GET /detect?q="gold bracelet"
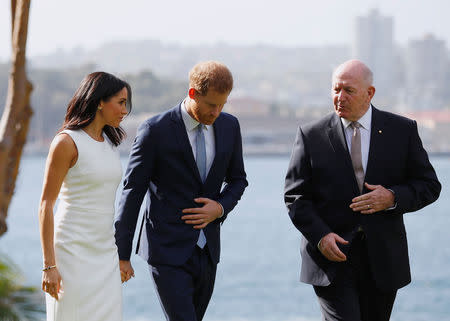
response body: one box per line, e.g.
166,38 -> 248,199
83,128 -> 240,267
42,265 -> 56,271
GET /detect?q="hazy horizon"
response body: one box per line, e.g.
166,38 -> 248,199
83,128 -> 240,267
1,0 -> 450,62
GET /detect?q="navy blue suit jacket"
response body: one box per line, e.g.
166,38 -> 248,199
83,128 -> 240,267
284,106 -> 441,291
115,104 -> 248,266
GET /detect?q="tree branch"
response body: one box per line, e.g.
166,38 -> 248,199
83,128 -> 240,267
0,0 -> 32,237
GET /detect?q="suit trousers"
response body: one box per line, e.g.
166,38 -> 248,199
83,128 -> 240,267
313,232 -> 397,321
149,245 -> 217,321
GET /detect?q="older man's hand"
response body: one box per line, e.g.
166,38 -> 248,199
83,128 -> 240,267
318,233 -> 349,262
350,183 -> 395,214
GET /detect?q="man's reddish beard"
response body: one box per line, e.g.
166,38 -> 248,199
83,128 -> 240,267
197,113 -> 217,125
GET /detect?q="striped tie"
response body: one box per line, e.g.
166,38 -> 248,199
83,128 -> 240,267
350,121 -> 364,193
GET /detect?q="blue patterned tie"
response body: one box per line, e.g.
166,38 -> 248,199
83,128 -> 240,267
196,124 -> 207,182
195,124 -> 207,248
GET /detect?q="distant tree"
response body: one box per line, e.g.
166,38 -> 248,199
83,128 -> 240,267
0,0 -> 33,237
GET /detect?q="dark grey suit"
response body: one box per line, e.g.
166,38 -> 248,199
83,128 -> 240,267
284,106 -> 441,320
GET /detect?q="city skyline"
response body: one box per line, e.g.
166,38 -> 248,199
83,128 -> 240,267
1,0 -> 450,61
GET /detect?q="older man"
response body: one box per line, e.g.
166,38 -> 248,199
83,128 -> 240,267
284,60 -> 441,320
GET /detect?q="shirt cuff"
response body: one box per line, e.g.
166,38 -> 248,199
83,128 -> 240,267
385,189 -> 397,211
217,201 -> 224,218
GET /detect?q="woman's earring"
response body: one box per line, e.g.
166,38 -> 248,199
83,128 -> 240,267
98,106 -> 103,110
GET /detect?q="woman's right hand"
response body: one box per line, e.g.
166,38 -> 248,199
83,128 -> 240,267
42,267 -> 62,300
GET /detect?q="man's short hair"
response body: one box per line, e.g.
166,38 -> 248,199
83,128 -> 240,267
332,60 -> 374,87
189,61 -> 233,96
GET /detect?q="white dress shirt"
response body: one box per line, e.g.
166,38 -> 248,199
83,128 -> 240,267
181,99 -> 224,219
181,100 -> 215,175
341,105 -> 372,173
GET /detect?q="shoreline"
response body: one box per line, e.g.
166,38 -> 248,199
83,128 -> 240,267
21,150 -> 450,158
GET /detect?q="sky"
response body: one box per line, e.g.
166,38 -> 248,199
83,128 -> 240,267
1,0 -> 450,61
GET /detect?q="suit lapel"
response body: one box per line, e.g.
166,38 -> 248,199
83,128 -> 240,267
327,114 -> 361,195
364,107 -> 385,185
170,104 -> 203,183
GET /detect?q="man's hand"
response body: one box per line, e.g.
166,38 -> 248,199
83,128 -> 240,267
318,233 -> 349,262
182,198 -> 222,229
350,183 -> 395,214
119,260 -> 135,283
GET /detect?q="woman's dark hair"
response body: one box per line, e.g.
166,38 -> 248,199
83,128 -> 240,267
60,71 -> 132,146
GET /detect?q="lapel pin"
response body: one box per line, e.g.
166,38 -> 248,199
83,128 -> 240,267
378,130 -> 382,134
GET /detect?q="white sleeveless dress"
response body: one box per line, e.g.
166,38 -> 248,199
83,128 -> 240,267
46,129 -> 123,321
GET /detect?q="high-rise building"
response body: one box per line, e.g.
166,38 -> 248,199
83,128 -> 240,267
353,9 -> 396,101
405,34 -> 449,109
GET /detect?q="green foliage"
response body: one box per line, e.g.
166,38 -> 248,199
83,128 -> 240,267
0,257 -> 44,321
124,69 -> 186,114
0,63 -> 186,149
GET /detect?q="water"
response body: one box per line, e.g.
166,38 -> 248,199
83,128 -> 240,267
0,156 -> 449,321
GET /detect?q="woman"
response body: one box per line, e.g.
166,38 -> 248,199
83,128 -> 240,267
38,72 -> 132,321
